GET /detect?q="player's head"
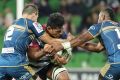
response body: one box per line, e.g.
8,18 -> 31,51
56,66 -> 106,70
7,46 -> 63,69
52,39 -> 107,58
98,8 -> 115,23
46,12 -> 64,38
22,4 -> 38,22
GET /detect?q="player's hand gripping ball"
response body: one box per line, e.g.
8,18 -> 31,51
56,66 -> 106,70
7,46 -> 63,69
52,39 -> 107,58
51,47 -> 72,65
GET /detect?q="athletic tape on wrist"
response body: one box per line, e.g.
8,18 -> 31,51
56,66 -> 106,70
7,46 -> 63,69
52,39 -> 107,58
61,41 -> 71,49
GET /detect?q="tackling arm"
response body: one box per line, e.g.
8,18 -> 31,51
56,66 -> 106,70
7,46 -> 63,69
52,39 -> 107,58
80,42 -> 104,52
27,45 -> 45,61
27,42 -> 54,61
39,31 -> 95,52
70,31 -> 94,47
39,32 -> 64,52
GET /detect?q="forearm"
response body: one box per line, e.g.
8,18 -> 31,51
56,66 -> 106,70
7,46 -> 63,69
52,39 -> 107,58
80,42 -> 103,52
28,48 -> 46,61
32,49 -> 45,60
70,32 -> 93,48
39,31 -> 94,52
39,32 -> 64,51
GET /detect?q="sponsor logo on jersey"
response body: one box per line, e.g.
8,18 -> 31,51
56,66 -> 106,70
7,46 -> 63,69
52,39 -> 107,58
33,22 -> 43,33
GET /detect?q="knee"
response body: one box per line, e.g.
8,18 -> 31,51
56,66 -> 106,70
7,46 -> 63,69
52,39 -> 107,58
57,71 -> 70,80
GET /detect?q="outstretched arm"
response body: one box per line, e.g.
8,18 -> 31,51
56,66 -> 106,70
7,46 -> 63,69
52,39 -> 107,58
80,42 -> 104,52
70,31 -> 94,47
41,31 -> 95,52
49,23 -> 102,52
39,32 -> 64,51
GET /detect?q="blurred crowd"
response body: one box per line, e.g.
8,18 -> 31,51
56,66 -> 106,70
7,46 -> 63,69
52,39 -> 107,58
0,7 -> 14,28
33,0 -> 120,35
0,0 -> 120,35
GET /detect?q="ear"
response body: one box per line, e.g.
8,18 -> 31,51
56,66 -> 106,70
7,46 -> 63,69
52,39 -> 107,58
32,13 -> 36,16
46,26 -> 51,30
102,14 -> 105,20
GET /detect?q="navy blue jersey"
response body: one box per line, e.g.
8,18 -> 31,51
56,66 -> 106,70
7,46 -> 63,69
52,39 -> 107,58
88,21 -> 120,63
0,18 -> 45,66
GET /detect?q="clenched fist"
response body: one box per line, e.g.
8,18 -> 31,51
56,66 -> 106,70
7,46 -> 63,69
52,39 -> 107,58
43,44 -> 55,55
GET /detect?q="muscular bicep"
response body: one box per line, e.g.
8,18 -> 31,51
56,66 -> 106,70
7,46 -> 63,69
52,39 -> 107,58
38,32 -> 54,44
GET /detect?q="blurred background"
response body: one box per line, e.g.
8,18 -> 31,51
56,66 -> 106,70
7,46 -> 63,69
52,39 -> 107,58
0,0 -> 120,80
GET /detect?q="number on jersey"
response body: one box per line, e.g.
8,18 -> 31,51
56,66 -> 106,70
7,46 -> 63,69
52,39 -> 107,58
4,25 -> 14,41
115,28 -> 120,49
115,28 -> 120,39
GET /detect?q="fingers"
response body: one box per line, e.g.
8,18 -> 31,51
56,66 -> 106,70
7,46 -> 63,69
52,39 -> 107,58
50,41 -> 63,52
44,44 -> 58,56
43,44 -> 54,54
53,54 -> 67,65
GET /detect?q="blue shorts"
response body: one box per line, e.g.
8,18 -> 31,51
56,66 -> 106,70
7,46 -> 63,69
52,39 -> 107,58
0,65 -> 35,80
100,63 -> 120,80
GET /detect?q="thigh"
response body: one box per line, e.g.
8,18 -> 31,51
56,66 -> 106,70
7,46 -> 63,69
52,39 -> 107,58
4,75 -> 13,80
8,66 -> 36,80
57,70 -> 70,80
49,65 -> 70,80
0,68 -> 6,80
100,64 -> 120,80
0,74 -> 6,80
37,64 -> 52,80
0,73 -> 13,80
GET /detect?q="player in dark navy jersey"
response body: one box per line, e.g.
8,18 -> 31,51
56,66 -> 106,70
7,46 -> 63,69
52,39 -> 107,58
62,8 -> 120,80
0,4 -> 59,80
28,13 -> 72,80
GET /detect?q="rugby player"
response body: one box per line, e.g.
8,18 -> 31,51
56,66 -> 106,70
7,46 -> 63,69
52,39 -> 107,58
28,13 -> 72,80
0,4 -> 70,80
64,8 -> 120,80
77,8 -> 120,80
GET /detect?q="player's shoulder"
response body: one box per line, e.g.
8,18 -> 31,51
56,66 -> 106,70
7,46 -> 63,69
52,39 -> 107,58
26,18 -> 34,24
13,18 -> 25,26
89,23 -> 102,30
102,21 -> 118,27
14,18 -> 34,26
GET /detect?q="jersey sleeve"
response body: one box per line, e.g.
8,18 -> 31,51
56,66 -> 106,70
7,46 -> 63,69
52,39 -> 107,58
61,32 -> 67,39
88,23 -> 102,37
29,21 -> 45,37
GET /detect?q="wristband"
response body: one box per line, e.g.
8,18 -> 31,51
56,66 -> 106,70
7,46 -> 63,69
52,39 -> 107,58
61,41 -> 71,49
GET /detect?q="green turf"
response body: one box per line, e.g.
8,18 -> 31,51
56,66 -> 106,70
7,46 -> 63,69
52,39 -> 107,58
65,51 -> 106,68
0,27 -> 6,52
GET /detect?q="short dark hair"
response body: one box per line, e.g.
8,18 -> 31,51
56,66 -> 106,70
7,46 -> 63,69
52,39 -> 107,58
47,12 -> 64,29
102,8 -> 115,21
22,4 -> 38,15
